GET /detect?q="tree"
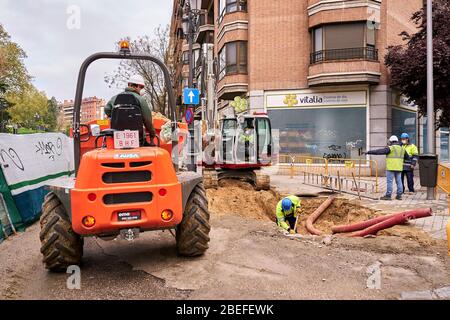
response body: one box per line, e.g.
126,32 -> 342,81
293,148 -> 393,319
42,97 -> 59,131
0,24 -> 32,132
105,25 -> 174,116
385,0 -> 450,128
0,24 -> 31,93
6,85 -> 49,130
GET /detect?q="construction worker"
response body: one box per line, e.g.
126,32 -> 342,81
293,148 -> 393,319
239,126 -> 254,144
276,196 -> 301,234
104,75 -> 156,140
401,133 -> 419,193
365,135 -> 410,200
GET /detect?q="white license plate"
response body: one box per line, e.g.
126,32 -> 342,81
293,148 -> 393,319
114,130 -> 139,149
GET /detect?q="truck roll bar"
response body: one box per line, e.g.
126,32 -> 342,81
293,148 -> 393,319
72,52 -> 178,174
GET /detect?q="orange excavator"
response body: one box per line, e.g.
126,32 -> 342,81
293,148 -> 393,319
39,42 -> 210,272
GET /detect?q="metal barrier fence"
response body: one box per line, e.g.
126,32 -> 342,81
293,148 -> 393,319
277,154 -> 379,196
278,155 -> 328,176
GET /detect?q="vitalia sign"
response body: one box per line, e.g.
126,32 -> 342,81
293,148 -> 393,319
266,91 -> 367,109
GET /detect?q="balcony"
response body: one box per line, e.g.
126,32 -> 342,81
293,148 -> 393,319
308,47 -> 381,86
307,0 -> 382,28
310,47 -> 378,64
195,12 -> 214,44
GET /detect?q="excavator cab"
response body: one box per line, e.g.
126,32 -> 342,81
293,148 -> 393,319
39,43 -> 211,272
218,114 -> 272,167
203,113 -> 272,190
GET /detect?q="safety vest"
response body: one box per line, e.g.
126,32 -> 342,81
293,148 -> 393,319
386,145 -> 405,171
403,144 -> 419,157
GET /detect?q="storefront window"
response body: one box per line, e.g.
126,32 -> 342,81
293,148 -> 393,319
268,107 -> 366,159
391,107 -> 417,144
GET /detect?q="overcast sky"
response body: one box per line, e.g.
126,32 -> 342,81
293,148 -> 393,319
0,0 -> 172,102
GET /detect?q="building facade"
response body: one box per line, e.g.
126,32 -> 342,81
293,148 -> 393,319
169,0 -> 447,170
80,97 -> 106,123
59,99 -> 74,127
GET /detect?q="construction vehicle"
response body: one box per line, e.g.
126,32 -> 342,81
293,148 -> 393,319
39,41 -> 210,272
202,113 -> 272,190
199,44 -> 272,190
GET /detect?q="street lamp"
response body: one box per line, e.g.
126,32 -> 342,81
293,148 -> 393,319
426,0 -> 435,200
180,0 -> 203,172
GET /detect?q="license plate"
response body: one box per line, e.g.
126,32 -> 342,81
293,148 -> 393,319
117,210 -> 141,222
114,130 -> 139,149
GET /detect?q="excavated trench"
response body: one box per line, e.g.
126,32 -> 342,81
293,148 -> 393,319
206,179 -> 437,246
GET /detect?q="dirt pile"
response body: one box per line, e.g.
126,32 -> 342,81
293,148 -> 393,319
206,179 -> 280,220
296,198 -> 377,235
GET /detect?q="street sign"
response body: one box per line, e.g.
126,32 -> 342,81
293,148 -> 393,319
183,88 -> 200,106
184,107 -> 194,125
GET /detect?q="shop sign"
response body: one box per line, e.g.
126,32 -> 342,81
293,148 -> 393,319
266,91 -> 367,109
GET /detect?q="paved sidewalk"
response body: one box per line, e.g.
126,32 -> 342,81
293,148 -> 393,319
355,179 -> 449,240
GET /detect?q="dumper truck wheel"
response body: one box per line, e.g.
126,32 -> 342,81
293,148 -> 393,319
176,183 -> 211,256
39,192 -> 83,272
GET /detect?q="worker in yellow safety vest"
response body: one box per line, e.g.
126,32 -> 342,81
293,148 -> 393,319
400,133 -> 419,193
276,195 -> 301,234
365,135 -> 411,201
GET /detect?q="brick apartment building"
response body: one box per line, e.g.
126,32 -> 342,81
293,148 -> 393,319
169,0 -> 449,169
59,97 -> 106,127
59,99 -> 75,127
80,97 -> 106,123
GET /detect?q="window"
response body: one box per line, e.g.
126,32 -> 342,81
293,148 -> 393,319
218,41 -> 248,79
311,22 -> 378,63
392,107 -> 417,144
268,107 -> 367,158
219,0 -> 247,22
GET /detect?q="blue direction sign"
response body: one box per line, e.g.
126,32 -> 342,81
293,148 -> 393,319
183,88 -> 200,106
184,107 -> 194,125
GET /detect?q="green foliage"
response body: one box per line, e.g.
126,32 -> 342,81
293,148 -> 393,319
6,85 -> 49,131
0,24 -> 57,132
385,0 -> 450,128
43,97 -> 59,131
230,96 -> 248,114
0,24 -> 30,93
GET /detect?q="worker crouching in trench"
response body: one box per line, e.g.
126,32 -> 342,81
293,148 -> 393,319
276,196 -> 301,234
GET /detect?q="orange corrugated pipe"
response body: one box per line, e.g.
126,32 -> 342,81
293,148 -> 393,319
332,208 -> 432,234
306,196 -> 336,236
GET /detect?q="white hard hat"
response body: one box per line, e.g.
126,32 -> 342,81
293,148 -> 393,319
128,75 -> 145,87
389,135 -> 399,142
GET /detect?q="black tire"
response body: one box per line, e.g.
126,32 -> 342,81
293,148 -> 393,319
176,183 -> 211,256
39,192 -> 83,272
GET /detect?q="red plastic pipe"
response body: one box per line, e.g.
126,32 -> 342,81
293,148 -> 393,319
306,196 -> 336,236
332,208 -> 432,234
348,208 -> 432,237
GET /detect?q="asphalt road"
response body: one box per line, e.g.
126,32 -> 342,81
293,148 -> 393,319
0,215 -> 449,300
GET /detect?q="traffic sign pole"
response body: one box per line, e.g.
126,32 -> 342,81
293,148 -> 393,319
183,88 -> 199,172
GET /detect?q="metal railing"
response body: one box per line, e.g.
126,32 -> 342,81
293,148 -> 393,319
277,154 -> 379,195
311,47 -> 378,64
278,155 -> 328,177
